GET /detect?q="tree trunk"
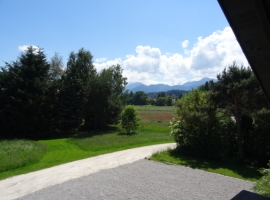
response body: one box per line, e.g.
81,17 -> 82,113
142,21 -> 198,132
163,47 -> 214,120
235,112 -> 245,160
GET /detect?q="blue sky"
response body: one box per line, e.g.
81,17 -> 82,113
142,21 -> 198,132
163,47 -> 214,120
0,0 -> 248,85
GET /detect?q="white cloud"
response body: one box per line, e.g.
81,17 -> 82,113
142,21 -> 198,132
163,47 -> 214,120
187,27 -> 248,79
94,26 -> 248,86
182,40 -> 189,48
95,57 -> 107,63
94,58 -> 122,72
18,45 -> 40,54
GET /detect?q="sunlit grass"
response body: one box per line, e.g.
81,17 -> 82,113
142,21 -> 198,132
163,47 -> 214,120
0,140 -> 47,172
0,124 -> 173,180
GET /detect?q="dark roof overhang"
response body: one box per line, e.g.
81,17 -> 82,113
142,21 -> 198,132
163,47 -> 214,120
218,0 -> 270,103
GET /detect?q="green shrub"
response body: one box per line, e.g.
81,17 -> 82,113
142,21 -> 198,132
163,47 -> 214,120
170,90 -> 221,159
254,161 -> 270,197
121,105 -> 140,134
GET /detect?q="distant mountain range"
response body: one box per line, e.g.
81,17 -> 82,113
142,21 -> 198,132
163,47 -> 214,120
126,77 -> 217,93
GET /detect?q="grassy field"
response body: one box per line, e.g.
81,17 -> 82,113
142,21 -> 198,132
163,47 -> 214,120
0,105 -> 174,180
151,148 -> 262,182
135,105 -> 175,127
0,105 -> 263,183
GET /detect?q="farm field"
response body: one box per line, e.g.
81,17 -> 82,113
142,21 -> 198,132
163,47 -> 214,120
0,106 -> 174,180
135,105 -> 175,127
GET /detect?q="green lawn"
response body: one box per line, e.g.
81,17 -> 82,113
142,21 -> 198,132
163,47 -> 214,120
151,148 -> 263,182
0,105 -> 264,183
0,119 -> 174,180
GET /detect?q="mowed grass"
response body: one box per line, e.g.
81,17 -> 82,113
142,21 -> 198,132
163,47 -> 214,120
0,106 -> 174,180
151,148 -> 263,182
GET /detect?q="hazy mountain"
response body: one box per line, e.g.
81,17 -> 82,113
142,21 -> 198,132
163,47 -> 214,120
126,77 -> 216,93
125,82 -> 145,91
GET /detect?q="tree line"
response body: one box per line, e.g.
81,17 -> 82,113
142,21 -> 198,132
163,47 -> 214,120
126,91 -> 183,106
171,62 -> 270,167
0,46 -> 127,139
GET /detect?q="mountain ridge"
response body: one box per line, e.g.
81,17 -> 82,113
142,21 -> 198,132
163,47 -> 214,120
126,77 -> 216,93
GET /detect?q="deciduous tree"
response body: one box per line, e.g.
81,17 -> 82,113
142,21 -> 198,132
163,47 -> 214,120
121,105 -> 140,134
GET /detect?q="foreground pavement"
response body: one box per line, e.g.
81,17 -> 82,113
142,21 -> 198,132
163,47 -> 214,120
0,143 -> 176,200
16,160 -> 254,200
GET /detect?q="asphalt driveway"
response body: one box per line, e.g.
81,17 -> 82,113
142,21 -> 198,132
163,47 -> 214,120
0,143 -> 254,200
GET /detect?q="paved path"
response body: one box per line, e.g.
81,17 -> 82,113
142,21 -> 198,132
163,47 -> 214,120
0,143 -> 176,200
16,160 -> 254,200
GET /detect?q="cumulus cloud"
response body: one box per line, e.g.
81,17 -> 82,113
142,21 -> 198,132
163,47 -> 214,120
18,45 -> 40,53
94,58 -> 122,72
94,26 -> 248,85
95,57 -> 107,63
182,40 -> 189,48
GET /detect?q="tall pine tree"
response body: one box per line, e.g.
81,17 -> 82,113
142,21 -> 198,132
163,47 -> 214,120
0,46 -> 51,138
59,48 -> 96,130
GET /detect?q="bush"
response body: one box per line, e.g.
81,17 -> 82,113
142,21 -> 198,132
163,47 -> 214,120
254,161 -> 270,197
170,90 -> 222,159
121,105 -> 140,134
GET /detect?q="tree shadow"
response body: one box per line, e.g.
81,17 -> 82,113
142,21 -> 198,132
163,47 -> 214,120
27,125 -> 121,140
71,125 -> 121,139
118,131 -> 138,136
168,149 -> 263,181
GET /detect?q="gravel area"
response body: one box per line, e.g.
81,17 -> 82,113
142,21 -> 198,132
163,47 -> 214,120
16,160 -> 254,200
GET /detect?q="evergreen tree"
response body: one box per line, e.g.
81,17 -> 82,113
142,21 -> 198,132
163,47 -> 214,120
59,48 -> 96,130
0,46 -> 51,138
49,52 -> 64,80
210,62 -> 257,160
84,64 -> 127,130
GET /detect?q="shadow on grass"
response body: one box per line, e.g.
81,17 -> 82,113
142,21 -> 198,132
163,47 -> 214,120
118,131 -> 138,136
71,125 -> 121,139
30,125 -> 121,140
168,149 -> 263,181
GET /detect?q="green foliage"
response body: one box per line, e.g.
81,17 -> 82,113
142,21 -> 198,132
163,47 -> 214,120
254,161 -> 270,197
156,97 -> 166,106
146,97 -> 156,105
166,95 -> 173,106
170,89 -> 221,159
121,105 -> 140,134
49,52 -> 64,80
157,92 -> 165,98
0,140 -> 47,172
170,62 -> 270,166
210,62 -> 270,163
132,91 -> 148,105
0,46 -> 128,138
84,64 -> 127,130
59,48 -> 96,130
210,62 -> 257,160
0,46 -> 53,138
147,90 -> 188,99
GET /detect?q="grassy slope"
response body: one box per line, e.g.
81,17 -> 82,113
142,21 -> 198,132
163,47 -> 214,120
0,106 -> 174,180
151,149 -> 262,182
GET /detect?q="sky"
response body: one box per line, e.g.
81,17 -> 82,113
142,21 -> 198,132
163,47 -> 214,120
0,0 -> 249,85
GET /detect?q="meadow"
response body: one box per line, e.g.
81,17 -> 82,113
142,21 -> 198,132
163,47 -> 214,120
0,105 -> 174,180
0,105 -> 262,183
